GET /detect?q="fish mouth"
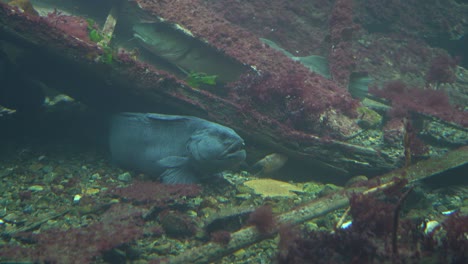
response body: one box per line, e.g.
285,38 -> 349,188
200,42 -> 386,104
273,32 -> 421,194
221,141 -> 246,159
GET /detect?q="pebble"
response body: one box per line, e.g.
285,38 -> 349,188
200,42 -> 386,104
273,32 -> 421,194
23,204 -> 34,214
73,194 -> 82,204
118,172 -> 132,182
153,242 -> 171,254
424,220 -> 439,235
0,207 -> 6,218
0,167 -> 14,178
3,213 -> 18,222
235,193 -> 251,200
340,220 -> 353,229
28,185 -> 44,191
233,249 -> 247,259
44,172 -> 57,183
83,188 -> 100,195
345,175 -> 368,187
41,165 -> 54,174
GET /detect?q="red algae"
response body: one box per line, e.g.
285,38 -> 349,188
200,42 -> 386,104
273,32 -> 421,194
210,230 -> 232,245
247,205 -> 276,235
328,0 -> 358,88
425,54 -> 458,85
110,180 -> 201,207
135,0 -> 359,123
371,81 -> 467,127
45,10 -> 92,44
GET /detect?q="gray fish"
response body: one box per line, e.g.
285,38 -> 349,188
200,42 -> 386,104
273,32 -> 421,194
132,22 -> 246,83
260,38 -> 371,99
109,112 -> 246,184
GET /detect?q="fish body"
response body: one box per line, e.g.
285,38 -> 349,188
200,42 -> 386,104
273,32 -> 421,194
109,112 -> 246,184
133,23 -> 192,64
251,153 -> 288,176
132,23 -> 246,83
259,38 -> 370,99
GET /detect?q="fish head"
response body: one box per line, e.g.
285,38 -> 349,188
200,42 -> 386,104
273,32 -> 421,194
187,124 -> 246,173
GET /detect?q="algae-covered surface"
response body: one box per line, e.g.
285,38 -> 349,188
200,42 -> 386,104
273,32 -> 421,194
0,100 -> 466,263
1,0 -> 467,263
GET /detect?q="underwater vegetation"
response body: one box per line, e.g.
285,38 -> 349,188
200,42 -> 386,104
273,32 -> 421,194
186,72 -> 217,88
0,0 -> 467,263
0,181 -> 201,263
45,10 -> 93,44
1,203 -> 147,263
425,54 -> 458,86
277,182 -> 468,264
370,80 -> 467,127
86,19 -> 104,43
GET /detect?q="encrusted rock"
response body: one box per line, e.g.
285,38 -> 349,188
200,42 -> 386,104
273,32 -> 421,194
159,210 -> 198,238
318,109 -> 362,139
356,106 -> 382,129
117,172 -> 132,182
383,118 -> 405,147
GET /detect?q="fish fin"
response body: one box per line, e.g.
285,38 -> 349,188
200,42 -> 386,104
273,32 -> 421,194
296,55 -> 331,79
161,167 -> 199,184
348,72 -> 371,99
259,38 -> 295,58
158,156 -> 189,168
250,162 -> 264,175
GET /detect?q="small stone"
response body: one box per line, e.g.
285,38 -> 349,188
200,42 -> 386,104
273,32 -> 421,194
91,173 -> 101,180
356,106 -> 382,129
41,165 -> 53,173
233,249 -> 247,258
3,213 -> 18,222
319,184 -> 342,197
23,204 -> 34,214
345,175 -> 368,187
424,220 -> 439,234
73,194 -> 82,204
36,196 -> 53,209
186,210 -> 198,217
235,193 -> 251,200
43,172 -> 57,183
28,162 -> 43,171
83,188 -> 100,195
28,185 -> 44,191
0,167 -> 14,178
304,221 -> 319,232
303,182 -> 323,194
318,109 -> 362,140
118,172 -> 132,182
153,242 -> 171,254
0,207 -> 6,218
160,211 -> 197,238
217,196 -> 229,203
340,220 -> 353,229
200,196 -> 218,208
